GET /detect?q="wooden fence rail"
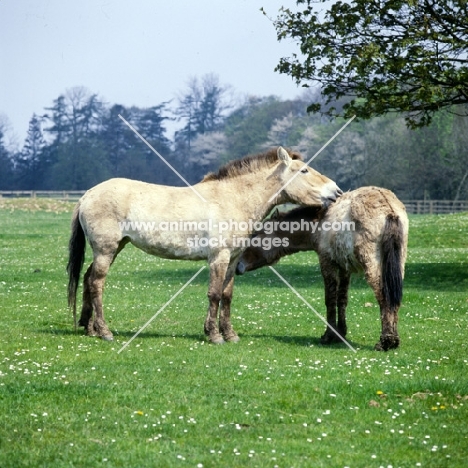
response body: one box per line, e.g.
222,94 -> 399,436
1,191 -> 468,214
0,190 -> 86,201
402,200 -> 468,214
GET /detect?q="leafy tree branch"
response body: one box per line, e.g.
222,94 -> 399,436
265,0 -> 468,128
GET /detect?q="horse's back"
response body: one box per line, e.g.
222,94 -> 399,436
77,179 -> 174,246
349,186 -> 406,220
79,178 -> 139,215
78,178 -> 197,221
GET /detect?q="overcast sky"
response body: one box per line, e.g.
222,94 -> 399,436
0,0 -> 319,147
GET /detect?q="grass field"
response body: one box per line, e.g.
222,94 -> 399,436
1,199 -> 467,467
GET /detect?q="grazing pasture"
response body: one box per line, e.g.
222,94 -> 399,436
0,199 -> 468,467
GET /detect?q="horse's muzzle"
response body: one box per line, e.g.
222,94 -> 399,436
236,261 -> 246,275
322,184 -> 343,206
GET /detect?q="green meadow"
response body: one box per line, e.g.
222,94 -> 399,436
0,200 -> 467,467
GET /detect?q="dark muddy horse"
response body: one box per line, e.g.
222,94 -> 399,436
237,186 -> 408,351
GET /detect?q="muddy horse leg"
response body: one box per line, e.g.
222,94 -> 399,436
205,253 -> 231,344
364,263 -> 400,351
79,264 -> 96,335
336,269 -> 350,339
319,257 -> 339,344
81,239 -> 128,339
87,254 -> 114,340
375,299 -> 400,351
219,273 -> 240,342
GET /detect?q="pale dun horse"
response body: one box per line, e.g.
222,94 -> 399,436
67,147 -> 342,344
236,187 -> 409,351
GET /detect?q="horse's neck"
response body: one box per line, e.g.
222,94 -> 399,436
205,171 -> 287,222
270,235 -> 311,262
243,171 -> 290,220
249,195 -> 285,222
290,229 -> 320,253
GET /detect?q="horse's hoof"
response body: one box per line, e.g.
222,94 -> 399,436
101,335 -> 114,341
210,336 -> 225,345
225,335 -> 240,343
320,333 -> 337,344
376,335 -> 400,351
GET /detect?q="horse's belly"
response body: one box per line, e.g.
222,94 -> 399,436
128,231 -> 210,260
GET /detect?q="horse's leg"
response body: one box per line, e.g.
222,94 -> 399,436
363,262 -> 400,351
375,291 -> 400,351
219,273 -> 240,342
87,253 -> 114,340
79,239 -> 128,338
319,257 -> 339,344
376,306 -> 399,351
336,269 -> 350,339
205,252 -> 231,344
79,264 -> 96,335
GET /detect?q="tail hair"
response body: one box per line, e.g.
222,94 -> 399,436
66,205 -> 86,330
381,214 -> 404,309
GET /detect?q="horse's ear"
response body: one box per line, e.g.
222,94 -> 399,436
277,146 -> 292,166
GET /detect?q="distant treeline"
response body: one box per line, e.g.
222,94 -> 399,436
1,79 -> 467,200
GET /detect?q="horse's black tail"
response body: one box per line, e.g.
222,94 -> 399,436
67,205 -> 86,330
381,214 -> 404,309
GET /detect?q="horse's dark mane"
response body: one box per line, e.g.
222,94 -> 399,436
201,148 -> 303,182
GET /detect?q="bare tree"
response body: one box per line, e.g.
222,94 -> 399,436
174,74 -> 232,149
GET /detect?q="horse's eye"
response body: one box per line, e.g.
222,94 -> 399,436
300,167 -> 308,174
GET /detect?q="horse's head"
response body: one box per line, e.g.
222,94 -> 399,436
275,147 -> 342,208
236,232 -> 281,275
